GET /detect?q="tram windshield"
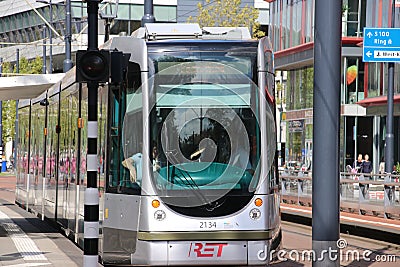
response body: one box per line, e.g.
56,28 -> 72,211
147,44 -> 262,213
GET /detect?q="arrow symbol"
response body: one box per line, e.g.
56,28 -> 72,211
366,51 -> 372,57
367,32 -> 373,38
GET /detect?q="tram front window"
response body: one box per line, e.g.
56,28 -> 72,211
149,47 -> 261,216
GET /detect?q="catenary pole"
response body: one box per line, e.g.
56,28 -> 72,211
63,0 -> 73,72
141,0 -> 155,26
0,58 -> 2,173
385,0 -> 395,173
15,49 -> 19,170
312,0 -> 342,266
42,28 -> 47,74
84,1 -> 100,266
49,0 -> 53,73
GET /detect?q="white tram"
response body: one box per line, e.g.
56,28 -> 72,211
16,23 -> 280,266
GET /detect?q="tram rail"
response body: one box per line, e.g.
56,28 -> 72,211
280,170 -> 400,219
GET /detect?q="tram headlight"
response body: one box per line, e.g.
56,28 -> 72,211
152,199 -> 160,208
249,208 -> 261,220
255,198 -> 263,207
154,210 -> 166,221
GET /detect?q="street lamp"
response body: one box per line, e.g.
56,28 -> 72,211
99,0 -> 119,42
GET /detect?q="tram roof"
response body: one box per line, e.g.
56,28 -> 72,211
0,73 -> 65,101
133,23 -> 254,41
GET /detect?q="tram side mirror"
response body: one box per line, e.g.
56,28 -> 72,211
110,50 -> 130,84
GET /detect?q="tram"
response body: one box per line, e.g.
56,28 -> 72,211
15,23 -> 280,266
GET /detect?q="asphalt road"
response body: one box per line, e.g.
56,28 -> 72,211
1,173 -> 399,266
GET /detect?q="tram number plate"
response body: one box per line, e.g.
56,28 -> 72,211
199,221 -> 216,229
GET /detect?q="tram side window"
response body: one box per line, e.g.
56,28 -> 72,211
264,49 -> 278,188
108,62 -> 142,194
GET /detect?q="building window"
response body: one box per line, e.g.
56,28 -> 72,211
287,67 -> 313,111
366,0 -> 394,27
344,57 -> 364,104
343,0 -> 366,37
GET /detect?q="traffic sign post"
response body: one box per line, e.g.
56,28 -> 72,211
363,28 -> 400,62
363,1 -> 396,196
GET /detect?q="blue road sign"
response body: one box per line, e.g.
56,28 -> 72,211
363,28 -> 400,62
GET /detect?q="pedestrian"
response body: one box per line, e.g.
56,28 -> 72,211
359,154 -> 372,199
361,154 -> 372,175
353,154 -> 363,173
379,156 -> 385,174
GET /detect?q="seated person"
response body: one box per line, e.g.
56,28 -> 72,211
122,152 -> 142,185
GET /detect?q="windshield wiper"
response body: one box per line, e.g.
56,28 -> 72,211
166,150 -> 219,210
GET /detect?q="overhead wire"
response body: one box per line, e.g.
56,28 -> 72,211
22,0 -> 63,39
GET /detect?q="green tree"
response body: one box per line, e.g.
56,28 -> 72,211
1,56 -> 43,147
188,0 -> 265,38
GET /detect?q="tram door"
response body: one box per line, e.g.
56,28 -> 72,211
68,92 -> 79,236
44,95 -> 59,220
28,105 -> 38,209
16,104 -> 30,206
57,93 -> 73,228
29,104 -> 46,211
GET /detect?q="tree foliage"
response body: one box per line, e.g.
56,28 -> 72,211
1,57 -> 43,148
188,0 -> 265,38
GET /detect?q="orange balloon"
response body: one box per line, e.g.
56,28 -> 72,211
346,65 -> 357,85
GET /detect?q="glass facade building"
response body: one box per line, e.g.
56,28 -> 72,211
270,0 -> 400,172
0,0 -> 269,72
0,0 -> 178,46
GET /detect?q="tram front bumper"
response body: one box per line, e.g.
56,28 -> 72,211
130,239 -> 271,266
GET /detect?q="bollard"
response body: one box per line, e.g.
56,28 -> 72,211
384,173 -> 395,218
297,172 -> 304,205
358,174 -> 369,215
281,178 -> 287,195
281,170 -> 289,196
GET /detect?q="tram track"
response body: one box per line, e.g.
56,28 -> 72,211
281,204 -> 400,246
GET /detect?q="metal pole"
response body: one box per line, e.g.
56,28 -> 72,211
385,0 -> 395,173
312,0 -> 341,266
15,50 -> 19,170
0,58 -> 2,173
49,0 -> 53,74
354,117 -> 358,169
128,2 -> 131,34
63,0 -> 73,72
43,27 -> 47,74
141,0 -> 155,26
84,1 -> 99,266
